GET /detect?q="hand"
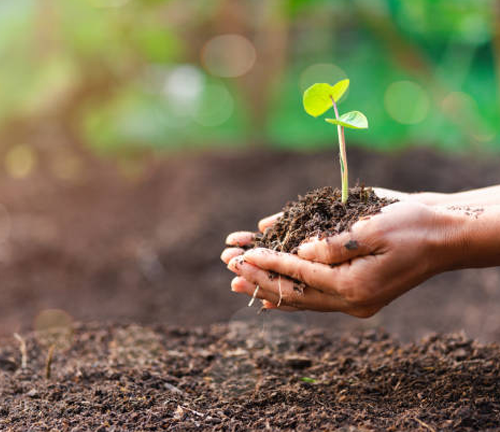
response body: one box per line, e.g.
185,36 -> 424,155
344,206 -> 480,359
373,187 -> 445,205
222,212 -> 299,311
223,201 -> 462,317
221,211 -> 283,264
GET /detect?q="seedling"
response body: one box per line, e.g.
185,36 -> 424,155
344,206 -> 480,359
303,80 -> 368,203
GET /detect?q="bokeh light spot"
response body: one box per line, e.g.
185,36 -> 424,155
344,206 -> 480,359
299,63 -> 347,92
201,34 -> 256,78
163,64 -> 204,116
384,81 -> 430,125
194,83 -> 234,127
5,144 -> 36,179
441,91 -> 476,120
0,204 -> 11,245
441,92 -> 496,142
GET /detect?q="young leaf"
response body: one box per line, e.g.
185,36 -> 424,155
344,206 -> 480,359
300,377 -> 317,383
303,79 -> 350,117
325,110 -> 368,129
331,79 -> 350,102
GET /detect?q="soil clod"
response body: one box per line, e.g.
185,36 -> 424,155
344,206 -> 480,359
253,186 -> 396,253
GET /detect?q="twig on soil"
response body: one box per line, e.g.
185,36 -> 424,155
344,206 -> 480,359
178,405 -> 206,418
413,417 -> 437,432
165,382 -> 185,395
14,333 -> 28,369
45,345 -> 55,380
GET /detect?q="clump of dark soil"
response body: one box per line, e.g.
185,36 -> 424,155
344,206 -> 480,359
254,186 -> 396,253
0,322 -> 499,431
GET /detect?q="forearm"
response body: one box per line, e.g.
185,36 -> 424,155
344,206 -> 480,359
415,185 -> 500,207
436,205 -> 500,271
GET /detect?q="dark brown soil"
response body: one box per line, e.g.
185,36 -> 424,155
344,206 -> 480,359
254,186 -> 396,253
0,322 -> 499,431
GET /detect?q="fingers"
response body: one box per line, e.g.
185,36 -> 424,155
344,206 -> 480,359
261,299 -> 300,312
373,187 -> 410,201
231,277 -> 301,311
242,249 -> 345,294
228,257 -> 301,303
231,276 -> 257,293
230,275 -> 282,305
225,212 -> 282,249
228,254 -> 349,311
220,247 -> 244,265
297,231 -> 372,264
225,231 -> 255,247
258,212 -> 283,232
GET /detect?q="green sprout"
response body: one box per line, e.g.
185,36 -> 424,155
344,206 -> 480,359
300,377 -> 317,383
303,80 -> 368,203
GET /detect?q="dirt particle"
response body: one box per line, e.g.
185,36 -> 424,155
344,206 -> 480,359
344,240 -> 359,251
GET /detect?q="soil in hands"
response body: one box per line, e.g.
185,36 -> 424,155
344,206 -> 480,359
253,185 -> 396,253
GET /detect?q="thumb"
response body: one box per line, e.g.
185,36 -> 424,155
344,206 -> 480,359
297,219 -> 375,264
258,212 -> 283,232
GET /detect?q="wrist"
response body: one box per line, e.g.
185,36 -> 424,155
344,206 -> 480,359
431,205 -> 500,271
412,192 -> 447,206
427,207 -> 470,273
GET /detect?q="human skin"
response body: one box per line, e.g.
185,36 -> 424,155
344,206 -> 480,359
221,186 -> 500,317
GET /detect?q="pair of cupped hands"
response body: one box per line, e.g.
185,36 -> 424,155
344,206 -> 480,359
221,188 -> 463,318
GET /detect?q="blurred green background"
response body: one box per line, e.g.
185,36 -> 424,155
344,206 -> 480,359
0,0 -> 499,178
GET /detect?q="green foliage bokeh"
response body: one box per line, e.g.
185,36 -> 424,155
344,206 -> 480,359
0,0 -> 498,155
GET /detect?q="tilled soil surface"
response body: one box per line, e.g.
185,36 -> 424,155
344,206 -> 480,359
0,322 -> 499,431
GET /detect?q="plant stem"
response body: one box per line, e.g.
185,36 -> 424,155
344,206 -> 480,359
330,97 -> 348,203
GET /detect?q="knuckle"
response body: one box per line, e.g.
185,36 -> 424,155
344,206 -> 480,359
278,280 -> 303,308
281,296 -> 302,309
244,266 -> 263,285
322,239 -> 336,262
338,283 -> 371,306
293,262 -> 308,284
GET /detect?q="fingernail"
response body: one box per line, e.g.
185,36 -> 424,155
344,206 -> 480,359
224,233 -> 235,245
245,247 -> 265,255
231,276 -> 244,292
220,249 -> 229,262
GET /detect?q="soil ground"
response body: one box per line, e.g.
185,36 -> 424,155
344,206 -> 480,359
1,322 -> 499,431
0,146 -> 500,430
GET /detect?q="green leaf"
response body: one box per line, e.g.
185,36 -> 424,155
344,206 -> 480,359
302,79 -> 350,117
300,377 -> 317,383
325,111 -> 368,129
